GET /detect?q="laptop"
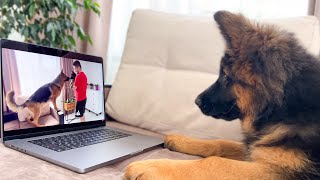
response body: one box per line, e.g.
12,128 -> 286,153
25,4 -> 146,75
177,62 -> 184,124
0,39 -> 163,173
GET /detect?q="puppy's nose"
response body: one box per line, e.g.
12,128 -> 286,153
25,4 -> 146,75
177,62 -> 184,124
195,97 -> 202,107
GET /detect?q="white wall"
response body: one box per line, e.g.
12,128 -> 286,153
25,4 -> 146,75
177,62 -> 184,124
78,60 -> 105,114
15,50 -> 60,95
78,60 -> 104,88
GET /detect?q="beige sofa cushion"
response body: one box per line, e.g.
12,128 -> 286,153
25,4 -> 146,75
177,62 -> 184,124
106,10 -> 320,141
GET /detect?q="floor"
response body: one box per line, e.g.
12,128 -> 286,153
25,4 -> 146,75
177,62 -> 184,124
64,109 -> 105,124
3,120 -> 20,131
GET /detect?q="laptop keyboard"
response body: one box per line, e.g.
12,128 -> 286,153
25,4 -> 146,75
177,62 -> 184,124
28,129 -> 131,152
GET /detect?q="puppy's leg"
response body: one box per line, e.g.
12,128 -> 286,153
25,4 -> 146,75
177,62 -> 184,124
125,156 -> 278,180
126,146 -> 311,180
165,134 -> 245,160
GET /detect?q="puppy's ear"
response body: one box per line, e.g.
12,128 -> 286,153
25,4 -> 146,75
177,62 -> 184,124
214,11 -> 255,48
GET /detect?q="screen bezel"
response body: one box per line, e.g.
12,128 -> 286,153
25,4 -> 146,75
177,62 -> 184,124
0,39 -> 106,141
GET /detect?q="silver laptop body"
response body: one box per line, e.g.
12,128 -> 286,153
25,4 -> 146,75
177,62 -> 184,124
0,39 -> 163,173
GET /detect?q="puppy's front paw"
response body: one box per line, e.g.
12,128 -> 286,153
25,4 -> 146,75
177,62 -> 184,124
125,159 -> 196,180
164,134 -> 193,152
125,159 -> 169,180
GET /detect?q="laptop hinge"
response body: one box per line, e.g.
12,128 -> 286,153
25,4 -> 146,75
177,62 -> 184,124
3,124 -> 102,141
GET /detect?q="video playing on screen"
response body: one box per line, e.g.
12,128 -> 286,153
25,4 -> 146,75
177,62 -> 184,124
2,48 -> 105,131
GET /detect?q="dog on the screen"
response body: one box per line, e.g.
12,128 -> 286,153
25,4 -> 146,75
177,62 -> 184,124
6,71 -> 70,127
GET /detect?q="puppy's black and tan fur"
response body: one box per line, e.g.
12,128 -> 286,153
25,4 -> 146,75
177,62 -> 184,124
125,11 -> 320,179
6,71 -> 69,127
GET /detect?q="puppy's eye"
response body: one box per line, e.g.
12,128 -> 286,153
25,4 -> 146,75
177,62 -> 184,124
224,54 -> 231,59
223,74 -> 227,81
222,74 -> 231,86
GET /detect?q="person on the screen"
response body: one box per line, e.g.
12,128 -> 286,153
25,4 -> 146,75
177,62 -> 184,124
72,60 -> 88,122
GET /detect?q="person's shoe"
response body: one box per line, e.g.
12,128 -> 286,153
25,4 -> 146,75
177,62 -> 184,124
75,114 -> 83,118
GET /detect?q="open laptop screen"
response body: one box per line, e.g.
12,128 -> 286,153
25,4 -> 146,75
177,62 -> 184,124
1,40 -> 105,139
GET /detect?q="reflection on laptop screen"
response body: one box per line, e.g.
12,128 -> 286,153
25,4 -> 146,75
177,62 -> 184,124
2,48 -> 105,131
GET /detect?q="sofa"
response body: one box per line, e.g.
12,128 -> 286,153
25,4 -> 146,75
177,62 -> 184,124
0,10 -> 319,179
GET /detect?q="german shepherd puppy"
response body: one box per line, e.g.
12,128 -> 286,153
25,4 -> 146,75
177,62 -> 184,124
125,11 -> 320,179
6,71 -> 69,127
